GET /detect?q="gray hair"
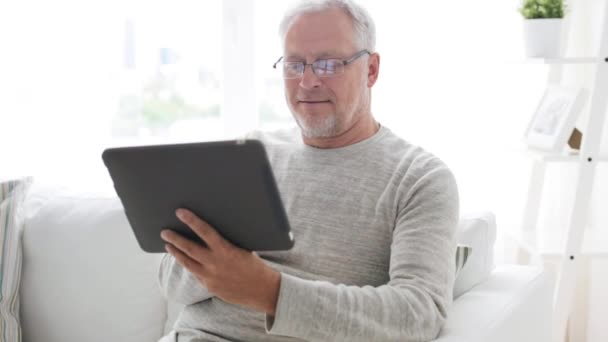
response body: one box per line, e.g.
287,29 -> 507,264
279,0 -> 376,52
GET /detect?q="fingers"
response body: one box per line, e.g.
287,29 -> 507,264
164,243 -> 204,274
175,208 -> 227,250
161,229 -> 210,262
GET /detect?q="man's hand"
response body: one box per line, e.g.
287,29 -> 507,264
160,208 -> 281,316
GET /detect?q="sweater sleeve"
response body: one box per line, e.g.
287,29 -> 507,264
265,163 -> 459,342
158,253 -> 214,305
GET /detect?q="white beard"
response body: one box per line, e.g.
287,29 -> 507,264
294,112 -> 340,138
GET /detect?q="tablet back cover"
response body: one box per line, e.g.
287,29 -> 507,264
102,140 -> 294,253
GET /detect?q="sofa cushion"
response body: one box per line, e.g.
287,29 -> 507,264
453,212 -> 497,298
455,244 -> 472,275
0,177 -> 32,342
20,184 -> 167,342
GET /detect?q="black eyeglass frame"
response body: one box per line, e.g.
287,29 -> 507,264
272,49 -> 371,78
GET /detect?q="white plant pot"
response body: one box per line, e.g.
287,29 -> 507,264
523,18 -> 563,58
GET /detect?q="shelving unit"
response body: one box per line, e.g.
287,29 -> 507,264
522,57 -> 607,64
510,226 -> 608,259
507,2 -> 608,342
523,148 -> 608,162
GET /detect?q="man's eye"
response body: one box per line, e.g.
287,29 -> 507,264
312,60 -> 327,74
285,63 -> 301,73
316,60 -> 340,74
325,61 -> 340,73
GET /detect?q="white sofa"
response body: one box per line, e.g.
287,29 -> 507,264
18,183 -> 554,342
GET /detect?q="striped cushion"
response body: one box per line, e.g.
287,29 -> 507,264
0,177 -> 33,342
455,244 -> 472,275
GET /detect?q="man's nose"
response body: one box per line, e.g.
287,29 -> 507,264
299,65 -> 322,90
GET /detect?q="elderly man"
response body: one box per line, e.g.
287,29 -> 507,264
158,0 -> 459,341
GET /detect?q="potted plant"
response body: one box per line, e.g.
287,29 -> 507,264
519,0 -> 566,58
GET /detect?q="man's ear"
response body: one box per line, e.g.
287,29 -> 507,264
367,53 -> 380,88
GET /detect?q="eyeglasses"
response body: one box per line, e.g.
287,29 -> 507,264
273,49 -> 371,79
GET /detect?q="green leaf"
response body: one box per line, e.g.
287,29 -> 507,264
518,0 -> 564,19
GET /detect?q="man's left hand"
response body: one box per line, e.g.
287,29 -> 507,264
161,208 -> 281,316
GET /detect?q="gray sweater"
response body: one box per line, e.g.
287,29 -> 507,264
159,125 -> 459,342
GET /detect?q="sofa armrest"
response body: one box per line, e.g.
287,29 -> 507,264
435,265 -> 554,342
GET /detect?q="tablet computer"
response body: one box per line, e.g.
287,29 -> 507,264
102,139 -> 294,253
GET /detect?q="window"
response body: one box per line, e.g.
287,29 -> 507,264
255,0 -> 297,131
114,1 -> 223,143
1,0 -> 547,213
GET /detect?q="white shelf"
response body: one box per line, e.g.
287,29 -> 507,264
507,57 -> 608,64
506,228 -> 608,259
524,149 -> 608,162
527,57 -> 607,64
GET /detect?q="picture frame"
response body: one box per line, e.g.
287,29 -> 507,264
524,84 -> 588,152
